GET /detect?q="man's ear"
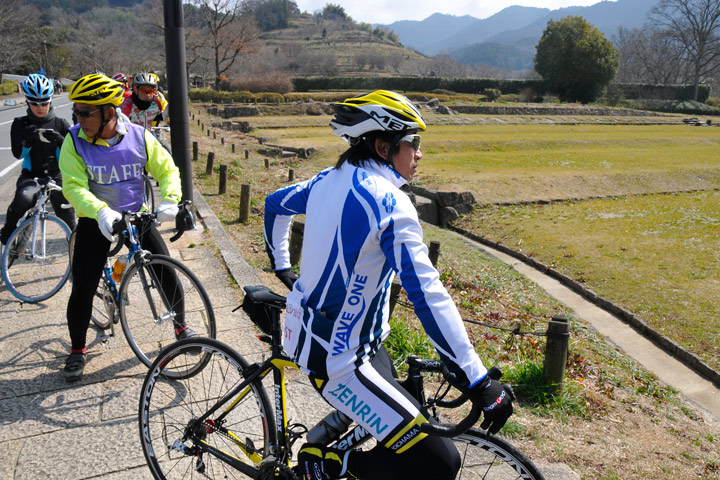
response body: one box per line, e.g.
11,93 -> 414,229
375,138 -> 390,161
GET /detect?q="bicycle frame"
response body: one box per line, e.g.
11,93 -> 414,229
100,214 -> 180,336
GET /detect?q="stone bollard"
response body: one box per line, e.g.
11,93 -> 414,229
543,315 -> 570,393
219,164 -> 227,194
388,278 -> 403,317
289,219 -> 305,266
205,152 -> 215,175
428,241 -> 440,267
239,184 -> 250,223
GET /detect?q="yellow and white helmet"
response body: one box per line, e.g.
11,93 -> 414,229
69,73 -> 125,106
330,90 -> 426,143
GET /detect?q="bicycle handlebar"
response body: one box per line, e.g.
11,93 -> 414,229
108,211 -> 156,256
412,358 -> 503,438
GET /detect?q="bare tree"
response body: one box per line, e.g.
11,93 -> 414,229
0,0 -> 38,79
615,26 -> 686,84
651,0 -> 720,100
186,0 -> 262,90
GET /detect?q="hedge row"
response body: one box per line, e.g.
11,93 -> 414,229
617,83 -> 711,103
0,80 -> 18,95
292,76 -> 546,95
189,89 -> 284,104
291,76 -> 709,102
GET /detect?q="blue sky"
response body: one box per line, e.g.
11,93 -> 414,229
294,0 -> 611,24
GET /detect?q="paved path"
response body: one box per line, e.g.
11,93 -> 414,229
460,235 -> 720,420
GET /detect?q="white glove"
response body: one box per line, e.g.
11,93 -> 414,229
156,199 -> 179,224
97,207 -> 122,242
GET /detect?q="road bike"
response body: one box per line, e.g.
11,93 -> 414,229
138,285 -> 546,479
1,177 -> 72,303
73,203 -> 216,377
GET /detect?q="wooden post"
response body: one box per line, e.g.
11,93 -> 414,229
232,143 -> 235,153
264,158 -> 269,169
288,169 -> 294,182
543,315 -> 570,393
239,184 -> 250,223
192,141 -> 198,162
245,149 -> 249,159
428,241 -> 440,267
289,219 -> 305,266
207,129 -> 210,136
388,278 -> 403,317
221,137 -> 224,145
213,131 -> 216,139
205,152 -> 215,175
219,164 -> 227,194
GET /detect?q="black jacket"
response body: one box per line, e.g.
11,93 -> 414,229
10,107 -> 70,178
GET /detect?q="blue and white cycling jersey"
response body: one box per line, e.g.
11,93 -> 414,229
264,160 -> 487,386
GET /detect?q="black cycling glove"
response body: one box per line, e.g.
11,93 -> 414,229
469,376 -> 515,434
41,129 -> 66,146
275,268 -> 298,290
22,125 -> 37,145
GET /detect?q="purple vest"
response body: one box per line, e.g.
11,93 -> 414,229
69,123 -> 147,213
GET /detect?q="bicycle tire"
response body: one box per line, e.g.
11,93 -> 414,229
452,427 -> 546,480
144,173 -> 156,212
139,337 -> 276,480
1,214 -> 71,303
90,278 -> 115,330
119,254 -> 216,374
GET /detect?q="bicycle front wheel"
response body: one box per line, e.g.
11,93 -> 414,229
2,215 -> 71,303
119,254 -> 216,373
139,338 -> 275,480
453,427 -> 546,479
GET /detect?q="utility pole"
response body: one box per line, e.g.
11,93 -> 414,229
163,0 -> 192,203
42,41 -> 49,75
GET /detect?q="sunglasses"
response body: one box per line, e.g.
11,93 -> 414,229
139,86 -> 156,95
72,107 -> 100,118
399,133 -> 421,151
29,101 -> 50,107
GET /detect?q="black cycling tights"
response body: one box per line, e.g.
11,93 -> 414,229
344,349 -> 461,480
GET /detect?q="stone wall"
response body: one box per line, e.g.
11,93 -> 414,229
405,185 -> 475,227
451,105 -> 664,116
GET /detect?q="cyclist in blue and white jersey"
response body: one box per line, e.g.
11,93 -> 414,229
264,90 -> 514,480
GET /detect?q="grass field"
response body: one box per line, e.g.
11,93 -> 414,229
188,104 -> 720,478
218,110 -> 720,371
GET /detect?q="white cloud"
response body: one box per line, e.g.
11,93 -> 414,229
294,0 -> 610,24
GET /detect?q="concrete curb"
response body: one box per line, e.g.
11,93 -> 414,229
192,183 -> 263,287
448,224 -> 720,390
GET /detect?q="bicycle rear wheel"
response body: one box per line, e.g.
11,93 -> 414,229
119,254 -> 216,375
453,428 -> 546,479
139,338 -> 275,480
2,215 -> 71,303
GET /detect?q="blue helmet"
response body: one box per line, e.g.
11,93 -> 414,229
22,73 -> 54,102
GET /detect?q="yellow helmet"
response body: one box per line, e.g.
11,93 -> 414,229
330,90 -> 426,142
69,73 -> 125,106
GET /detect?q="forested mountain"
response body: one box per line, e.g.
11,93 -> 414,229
384,0 -> 659,69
